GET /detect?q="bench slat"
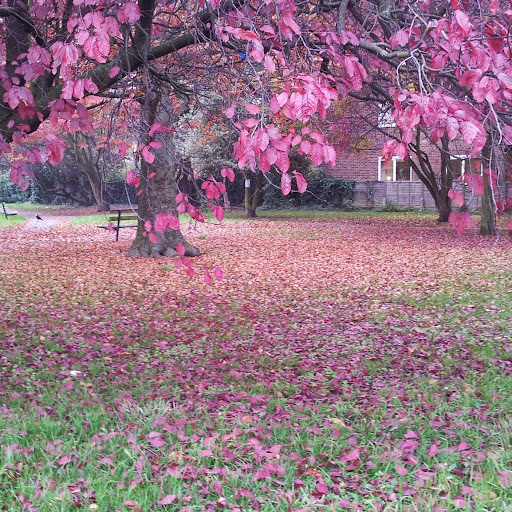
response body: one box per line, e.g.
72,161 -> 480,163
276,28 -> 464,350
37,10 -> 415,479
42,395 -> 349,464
98,208 -> 138,241
108,215 -> 138,221
98,225 -> 138,230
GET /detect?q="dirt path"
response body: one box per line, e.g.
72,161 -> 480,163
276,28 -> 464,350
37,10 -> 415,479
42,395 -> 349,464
18,211 -> 74,231
0,207 -> 119,253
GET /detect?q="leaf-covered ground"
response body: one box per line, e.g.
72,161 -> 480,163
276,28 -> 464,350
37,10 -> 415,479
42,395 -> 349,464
1,212 -> 511,511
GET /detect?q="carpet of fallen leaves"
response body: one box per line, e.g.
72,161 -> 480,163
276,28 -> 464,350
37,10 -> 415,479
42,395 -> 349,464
1,213 -> 512,511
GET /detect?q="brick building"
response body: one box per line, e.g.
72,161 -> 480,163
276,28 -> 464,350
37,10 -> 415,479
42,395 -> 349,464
323,102 -> 512,211
328,129 -> 473,183
324,107 -> 494,210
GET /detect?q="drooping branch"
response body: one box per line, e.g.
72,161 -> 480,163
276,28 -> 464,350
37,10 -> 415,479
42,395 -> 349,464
0,4 -> 47,48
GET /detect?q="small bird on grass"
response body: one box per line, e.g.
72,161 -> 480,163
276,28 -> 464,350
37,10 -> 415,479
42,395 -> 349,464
36,214 -> 43,220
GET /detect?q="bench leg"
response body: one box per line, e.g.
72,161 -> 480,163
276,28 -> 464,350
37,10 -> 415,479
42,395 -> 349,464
116,211 -> 121,242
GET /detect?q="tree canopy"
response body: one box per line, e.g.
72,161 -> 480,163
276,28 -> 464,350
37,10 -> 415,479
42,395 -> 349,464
1,0 -> 511,240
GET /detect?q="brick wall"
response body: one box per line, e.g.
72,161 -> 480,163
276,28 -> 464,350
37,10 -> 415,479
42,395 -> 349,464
328,130 -> 472,182
329,131 -> 388,181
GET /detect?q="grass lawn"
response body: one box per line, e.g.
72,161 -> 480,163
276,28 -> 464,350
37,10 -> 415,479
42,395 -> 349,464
72,208 -> 437,226
0,212 -> 511,511
0,214 -> 26,228
1,202 -> 35,211
1,203 -> 65,212
71,213 -> 126,226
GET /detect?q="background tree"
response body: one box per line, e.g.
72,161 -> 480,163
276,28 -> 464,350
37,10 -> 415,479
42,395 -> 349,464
1,0 -> 512,251
175,101 -> 240,210
66,128 -> 132,212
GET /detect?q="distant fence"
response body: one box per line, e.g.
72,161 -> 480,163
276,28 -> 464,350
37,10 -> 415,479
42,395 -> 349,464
353,181 -> 512,212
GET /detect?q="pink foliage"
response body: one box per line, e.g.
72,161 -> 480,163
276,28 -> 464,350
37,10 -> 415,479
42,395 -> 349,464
448,189 -> 465,207
45,135 -> 66,165
10,160 -> 34,192
281,172 -> 292,196
464,174 -> 485,195
118,2 -> 141,24
221,167 -> 235,182
449,211 -> 475,235
126,169 -> 140,188
293,170 -> 307,194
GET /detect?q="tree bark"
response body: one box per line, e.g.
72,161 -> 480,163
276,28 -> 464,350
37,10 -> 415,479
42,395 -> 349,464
244,170 -> 263,218
244,175 -> 253,217
127,91 -> 200,258
410,131 -> 452,222
479,137 -> 497,236
437,136 -> 454,223
70,134 -> 111,212
87,170 -> 110,212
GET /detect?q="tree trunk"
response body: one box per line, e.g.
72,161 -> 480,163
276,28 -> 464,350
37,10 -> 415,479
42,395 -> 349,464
480,175 -> 497,235
410,130 -> 452,222
480,137 -> 497,236
127,91 -> 200,258
71,134 -> 111,212
244,175 -> 254,217
436,194 -> 452,222
245,171 -> 263,218
84,167 -> 110,212
436,136 -> 454,222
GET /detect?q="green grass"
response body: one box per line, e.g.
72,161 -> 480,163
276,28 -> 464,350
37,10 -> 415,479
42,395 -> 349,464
231,208 -> 435,219
2,203 -> 69,212
1,202 -> 34,211
1,212 -> 512,511
71,213 -> 114,225
0,214 -> 26,228
71,208 -> 437,225
1,367 -> 511,511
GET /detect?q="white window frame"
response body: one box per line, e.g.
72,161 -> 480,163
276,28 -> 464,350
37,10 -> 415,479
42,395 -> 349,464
450,155 -> 482,177
450,155 -> 468,177
378,157 -> 412,182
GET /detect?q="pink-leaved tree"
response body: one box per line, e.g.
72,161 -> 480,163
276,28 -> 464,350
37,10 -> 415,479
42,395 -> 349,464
1,0 -> 511,258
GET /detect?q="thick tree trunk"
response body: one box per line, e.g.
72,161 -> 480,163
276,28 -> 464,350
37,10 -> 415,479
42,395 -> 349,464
244,171 -> 263,218
434,170 -> 453,223
127,91 -> 200,258
480,175 -> 497,235
480,138 -> 497,236
1,1 -> 30,129
410,130 -> 452,222
436,196 -> 452,223
437,136 -> 454,223
84,167 -> 110,212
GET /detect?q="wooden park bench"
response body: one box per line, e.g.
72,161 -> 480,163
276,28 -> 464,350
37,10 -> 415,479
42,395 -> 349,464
98,208 -> 138,241
2,201 -> 17,220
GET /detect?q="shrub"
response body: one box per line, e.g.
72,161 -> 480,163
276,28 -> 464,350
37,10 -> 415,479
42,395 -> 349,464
261,168 -> 355,210
378,201 -> 414,212
0,172 -> 31,203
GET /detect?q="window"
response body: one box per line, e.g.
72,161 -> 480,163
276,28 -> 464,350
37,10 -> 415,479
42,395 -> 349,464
449,155 -> 481,178
449,155 -> 468,178
378,157 -> 412,181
